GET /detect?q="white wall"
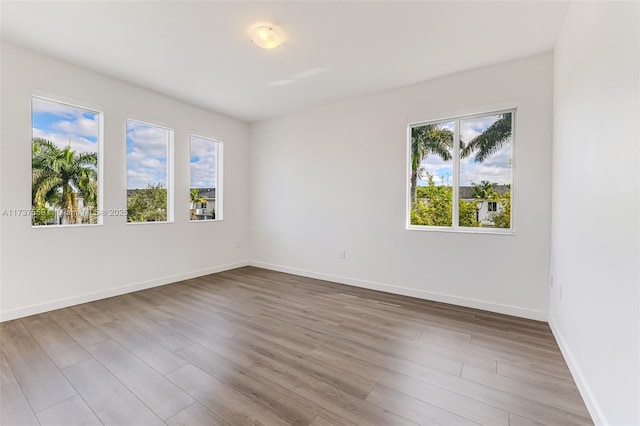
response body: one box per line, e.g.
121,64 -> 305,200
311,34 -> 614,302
550,2 -> 639,425
0,43 -> 250,321
250,53 -> 554,320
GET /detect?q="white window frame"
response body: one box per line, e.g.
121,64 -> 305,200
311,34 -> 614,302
406,101 -> 517,235
31,92 -> 104,228
189,133 -> 223,222
125,117 -> 174,225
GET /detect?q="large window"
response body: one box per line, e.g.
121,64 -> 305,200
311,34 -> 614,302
189,135 -> 222,221
31,96 -> 102,226
126,119 -> 173,223
408,108 -> 514,232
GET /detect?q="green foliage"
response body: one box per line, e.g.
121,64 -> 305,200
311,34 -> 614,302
415,185 -> 430,199
472,180 -> 497,199
411,173 -> 481,227
190,188 -> 206,206
411,174 -> 452,226
409,113 -> 514,228
490,190 -> 511,229
411,124 -> 454,168
410,200 -> 430,226
31,137 -> 97,225
32,204 -> 55,226
127,183 -> 167,222
410,124 -> 454,203
461,113 -> 513,162
458,201 -> 479,227
462,180 -> 498,228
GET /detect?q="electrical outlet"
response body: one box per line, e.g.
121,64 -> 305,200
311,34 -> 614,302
339,249 -> 346,259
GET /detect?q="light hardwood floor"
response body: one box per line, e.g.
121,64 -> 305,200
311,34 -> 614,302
0,267 -> 592,425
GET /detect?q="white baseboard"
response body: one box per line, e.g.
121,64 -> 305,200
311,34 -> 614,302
0,260 -> 249,322
249,261 -> 548,321
2,259 -> 548,322
548,315 -> 606,426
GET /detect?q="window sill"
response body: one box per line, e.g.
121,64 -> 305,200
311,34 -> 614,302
406,225 -> 515,236
126,221 -> 174,225
32,223 -> 103,229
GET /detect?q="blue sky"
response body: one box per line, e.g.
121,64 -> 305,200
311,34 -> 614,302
126,120 -> 169,189
417,114 -> 512,187
32,97 -> 99,154
190,135 -> 218,188
33,99 -> 208,191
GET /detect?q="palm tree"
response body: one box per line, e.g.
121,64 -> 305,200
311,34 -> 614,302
32,138 -> 97,224
411,114 -> 512,226
190,188 -> 205,208
471,180 -> 497,223
461,113 -> 513,226
190,188 -> 207,220
410,124 -> 454,203
461,113 -> 513,162
472,180 -> 497,200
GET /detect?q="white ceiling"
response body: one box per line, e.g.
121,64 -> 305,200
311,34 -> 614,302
1,1 -> 570,123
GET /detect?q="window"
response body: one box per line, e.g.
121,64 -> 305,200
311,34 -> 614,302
31,96 -> 102,226
126,119 -> 173,223
190,135 -> 222,221
408,108 -> 514,232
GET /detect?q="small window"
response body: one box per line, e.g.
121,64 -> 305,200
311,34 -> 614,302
31,96 -> 102,226
408,108 -> 514,232
190,135 -> 222,221
126,119 -> 173,223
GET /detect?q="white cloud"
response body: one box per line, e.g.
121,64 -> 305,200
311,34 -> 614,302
126,121 -> 170,189
460,144 -> 512,186
32,97 -> 86,117
53,116 -> 98,137
32,98 -> 100,155
460,114 -> 502,144
32,128 -> 98,154
126,169 -> 159,187
190,162 -> 217,188
140,158 -> 165,168
190,136 -> 218,188
126,152 -> 168,188
127,122 -> 169,158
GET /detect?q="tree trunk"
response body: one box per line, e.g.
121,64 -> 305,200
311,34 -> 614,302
410,170 -> 418,204
61,183 -> 71,224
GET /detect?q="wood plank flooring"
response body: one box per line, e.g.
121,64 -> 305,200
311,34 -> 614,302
0,267 -> 593,425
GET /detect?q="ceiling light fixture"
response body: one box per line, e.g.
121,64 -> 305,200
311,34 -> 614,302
251,26 -> 282,49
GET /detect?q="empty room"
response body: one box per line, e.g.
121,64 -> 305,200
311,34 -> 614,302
0,1 -> 638,425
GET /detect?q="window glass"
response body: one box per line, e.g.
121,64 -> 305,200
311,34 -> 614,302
409,121 -> 454,227
32,97 -> 101,226
126,119 -> 171,223
459,113 -> 512,229
408,110 -> 514,231
190,135 -> 221,221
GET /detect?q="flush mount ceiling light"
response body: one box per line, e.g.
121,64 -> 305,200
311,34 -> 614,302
251,26 -> 282,49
